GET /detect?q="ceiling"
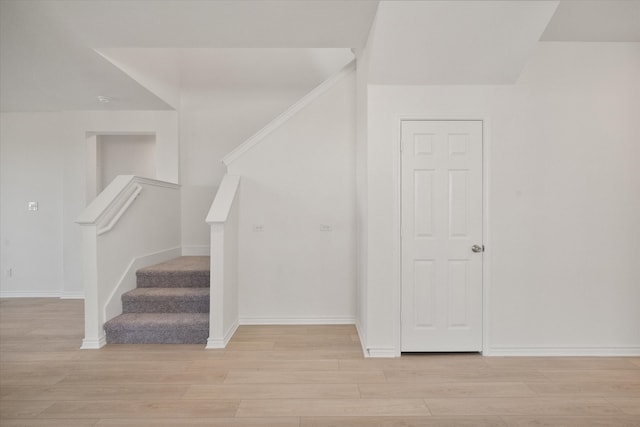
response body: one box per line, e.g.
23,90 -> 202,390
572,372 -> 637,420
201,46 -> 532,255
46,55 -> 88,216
0,0 -> 638,112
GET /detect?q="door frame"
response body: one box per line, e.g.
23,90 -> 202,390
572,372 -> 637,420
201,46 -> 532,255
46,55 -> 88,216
393,116 -> 492,356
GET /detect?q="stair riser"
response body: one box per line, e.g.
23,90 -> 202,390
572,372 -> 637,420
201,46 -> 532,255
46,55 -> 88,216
105,328 -> 208,344
122,297 -> 209,314
136,272 -> 209,288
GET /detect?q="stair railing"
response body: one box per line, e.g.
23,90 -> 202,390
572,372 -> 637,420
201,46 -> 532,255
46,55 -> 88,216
76,175 -> 181,349
205,174 -> 241,348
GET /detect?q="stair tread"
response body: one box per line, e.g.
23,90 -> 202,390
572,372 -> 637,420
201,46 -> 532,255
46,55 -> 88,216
106,257 -> 212,345
124,288 -> 209,297
105,313 -> 209,328
138,256 -> 209,275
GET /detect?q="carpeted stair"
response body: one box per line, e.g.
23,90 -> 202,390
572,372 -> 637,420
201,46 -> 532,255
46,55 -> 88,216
104,256 -> 210,344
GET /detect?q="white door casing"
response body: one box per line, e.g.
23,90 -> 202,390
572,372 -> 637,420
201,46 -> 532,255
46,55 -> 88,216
401,120 -> 483,352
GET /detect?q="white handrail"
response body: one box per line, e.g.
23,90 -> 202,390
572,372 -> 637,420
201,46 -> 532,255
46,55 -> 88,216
96,184 -> 142,236
77,175 -> 178,230
206,175 -> 241,224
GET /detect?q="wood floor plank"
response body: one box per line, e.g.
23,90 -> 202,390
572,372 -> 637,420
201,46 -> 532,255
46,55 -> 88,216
183,384 -> 361,399
539,369 -> 640,383
236,399 -> 430,417
0,400 -> 54,419
527,381 -> 640,397
301,416 -> 507,427
606,397 -> 640,415
186,359 -> 340,371
224,370 -> 386,384
95,417 -> 300,426
501,415 -> 640,427
384,369 -> 548,384
424,397 -> 622,416
340,357 -> 488,371
56,371 -> 227,385
38,400 -> 240,419
0,351 -> 82,362
225,341 -> 276,350
231,333 -> 356,344
0,419 -> 99,427
2,384 -> 190,401
359,382 -> 536,398
484,357 -> 639,370
222,350 -> 363,360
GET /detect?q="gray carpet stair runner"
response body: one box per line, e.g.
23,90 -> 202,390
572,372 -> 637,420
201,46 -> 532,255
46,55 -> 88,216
104,256 -> 210,344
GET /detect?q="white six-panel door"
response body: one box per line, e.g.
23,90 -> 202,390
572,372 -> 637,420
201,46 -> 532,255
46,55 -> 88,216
401,120 -> 483,352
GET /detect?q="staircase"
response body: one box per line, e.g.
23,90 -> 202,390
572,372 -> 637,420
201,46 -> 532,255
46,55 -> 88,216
104,256 -> 210,344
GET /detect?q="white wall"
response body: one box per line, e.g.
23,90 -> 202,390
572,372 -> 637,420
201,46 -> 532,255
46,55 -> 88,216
0,113 -> 65,296
176,50 -> 354,254
98,134 -> 156,191
179,89 -> 327,254
362,42 -> 640,355
228,71 -> 357,323
0,111 -> 179,297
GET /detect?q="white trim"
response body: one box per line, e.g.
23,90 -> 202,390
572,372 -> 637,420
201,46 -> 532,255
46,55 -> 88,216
60,292 -> 85,299
222,60 -> 356,166
182,245 -> 210,256
355,319 -> 368,358
367,347 -> 398,358
206,175 -> 241,224
76,175 -> 179,225
239,317 -> 356,325
96,184 -> 142,235
0,291 -> 64,298
81,334 -> 106,349
225,320 -> 239,345
395,116 -> 491,356
205,338 -> 225,349
206,320 -> 239,349
481,118 -> 492,356
486,346 -> 640,357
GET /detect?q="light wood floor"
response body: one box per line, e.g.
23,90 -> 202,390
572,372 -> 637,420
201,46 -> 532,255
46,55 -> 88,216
1,298 -> 639,426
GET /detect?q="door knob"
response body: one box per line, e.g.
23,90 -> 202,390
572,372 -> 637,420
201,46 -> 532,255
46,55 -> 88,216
472,245 -> 484,253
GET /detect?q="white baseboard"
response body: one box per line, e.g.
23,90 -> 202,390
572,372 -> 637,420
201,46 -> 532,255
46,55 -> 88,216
81,335 -> 106,349
224,320 -> 239,344
366,347 -> 399,358
182,245 -> 210,256
205,338 -> 225,349
355,318 -> 368,358
239,316 -> 356,325
60,292 -> 85,299
206,320 -> 239,349
0,291 -> 65,298
487,346 -> 640,357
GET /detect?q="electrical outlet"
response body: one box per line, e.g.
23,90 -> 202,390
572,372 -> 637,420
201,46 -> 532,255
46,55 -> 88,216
320,224 -> 332,232
27,201 -> 38,211
253,224 -> 264,232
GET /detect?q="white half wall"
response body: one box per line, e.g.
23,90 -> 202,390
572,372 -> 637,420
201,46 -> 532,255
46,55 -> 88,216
0,111 -> 179,297
362,42 -> 640,355
228,71 -> 357,323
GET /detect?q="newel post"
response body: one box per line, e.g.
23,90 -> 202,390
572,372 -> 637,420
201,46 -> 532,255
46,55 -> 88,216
77,224 -> 105,349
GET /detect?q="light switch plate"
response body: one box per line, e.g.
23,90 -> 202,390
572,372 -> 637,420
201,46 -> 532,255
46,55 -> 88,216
27,201 -> 38,211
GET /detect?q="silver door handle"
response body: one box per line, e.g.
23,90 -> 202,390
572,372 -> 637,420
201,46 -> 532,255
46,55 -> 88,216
472,245 -> 484,253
